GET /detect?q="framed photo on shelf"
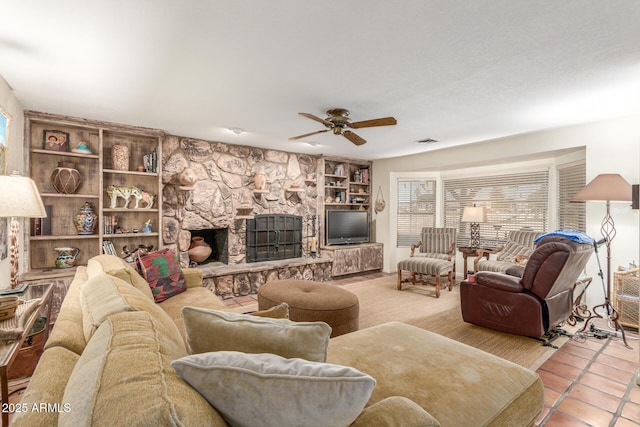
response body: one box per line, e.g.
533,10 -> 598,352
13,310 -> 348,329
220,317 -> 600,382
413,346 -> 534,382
43,129 -> 70,152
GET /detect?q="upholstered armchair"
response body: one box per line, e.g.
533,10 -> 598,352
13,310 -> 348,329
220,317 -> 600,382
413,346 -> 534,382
474,229 -> 542,274
460,235 -> 593,340
397,228 -> 457,297
410,227 -> 457,264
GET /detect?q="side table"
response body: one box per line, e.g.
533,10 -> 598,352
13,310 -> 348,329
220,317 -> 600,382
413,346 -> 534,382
0,283 -> 53,427
458,247 -> 491,279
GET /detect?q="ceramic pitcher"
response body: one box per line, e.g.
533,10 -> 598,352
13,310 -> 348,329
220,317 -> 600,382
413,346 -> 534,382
54,247 -> 80,268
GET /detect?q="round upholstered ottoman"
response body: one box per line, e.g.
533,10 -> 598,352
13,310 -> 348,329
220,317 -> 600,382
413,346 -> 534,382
257,280 -> 359,337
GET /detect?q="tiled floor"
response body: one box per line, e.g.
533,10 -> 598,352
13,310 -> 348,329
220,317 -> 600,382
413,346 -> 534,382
535,328 -> 640,426
9,271 -> 640,427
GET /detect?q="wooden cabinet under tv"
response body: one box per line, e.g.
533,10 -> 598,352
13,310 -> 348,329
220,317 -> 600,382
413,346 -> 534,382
321,243 -> 383,277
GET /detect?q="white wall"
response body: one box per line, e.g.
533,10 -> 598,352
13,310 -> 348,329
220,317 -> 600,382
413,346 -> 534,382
373,115 -> 640,307
0,75 -> 25,288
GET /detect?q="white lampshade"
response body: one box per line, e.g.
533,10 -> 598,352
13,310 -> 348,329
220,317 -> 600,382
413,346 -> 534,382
0,171 -> 47,218
571,174 -> 632,203
462,205 -> 487,223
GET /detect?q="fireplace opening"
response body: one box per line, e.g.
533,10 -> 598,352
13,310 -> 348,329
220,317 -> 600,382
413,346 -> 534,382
189,228 -> 229,265
246,214 -> 302,262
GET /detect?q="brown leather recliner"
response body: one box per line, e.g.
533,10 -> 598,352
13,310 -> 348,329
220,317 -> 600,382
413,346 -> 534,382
460,236 -> 593,338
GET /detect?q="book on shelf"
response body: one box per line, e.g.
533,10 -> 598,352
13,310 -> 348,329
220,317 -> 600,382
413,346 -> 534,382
103,215 -> 119,234
102,240 -> 117,256
31,205 -> 53,236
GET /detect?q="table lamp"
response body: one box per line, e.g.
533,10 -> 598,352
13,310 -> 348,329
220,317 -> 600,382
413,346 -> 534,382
0,171 -> 47,288
571,173 -> 632,347
462,205 -> 487,248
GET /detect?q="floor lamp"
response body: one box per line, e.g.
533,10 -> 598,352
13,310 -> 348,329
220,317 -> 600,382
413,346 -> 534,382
462,205 -> 487,248
571,173 -> 632,348
0,171 -> 47,289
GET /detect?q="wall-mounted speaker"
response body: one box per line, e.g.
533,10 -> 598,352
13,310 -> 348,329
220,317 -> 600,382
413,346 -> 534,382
633,184 -> 639,210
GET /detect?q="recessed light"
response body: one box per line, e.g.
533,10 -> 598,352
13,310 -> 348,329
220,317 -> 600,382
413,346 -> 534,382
228,127 -> 244,135
415,138 -> 438,144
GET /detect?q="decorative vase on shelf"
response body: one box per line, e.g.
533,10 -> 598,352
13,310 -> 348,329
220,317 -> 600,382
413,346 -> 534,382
254,172 -> 266,190
75,202 -> 97,235
112,145 -> 130,171
51,162 -> 81,194
188,236 -> 212,263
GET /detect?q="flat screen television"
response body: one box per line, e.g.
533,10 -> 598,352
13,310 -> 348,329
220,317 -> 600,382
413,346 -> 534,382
326,210 -> 370,245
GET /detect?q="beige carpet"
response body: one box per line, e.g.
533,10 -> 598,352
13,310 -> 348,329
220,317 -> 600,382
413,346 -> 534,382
342,276 -> 574,370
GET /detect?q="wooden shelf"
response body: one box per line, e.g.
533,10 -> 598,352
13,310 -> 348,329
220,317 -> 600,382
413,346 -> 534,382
29,234 -> 100,241
26,112 -> 163,271
286,188 -> 305,192
253,189 -> 270,194
235,215 -> 255,220
104,232 -> 159,238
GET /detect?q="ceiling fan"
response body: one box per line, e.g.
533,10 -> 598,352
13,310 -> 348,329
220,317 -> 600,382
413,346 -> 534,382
289,108 -> 397,146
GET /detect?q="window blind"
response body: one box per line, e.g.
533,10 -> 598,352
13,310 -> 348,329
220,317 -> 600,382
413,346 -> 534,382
557,161 -> 586,232
397,180 -> 437,247
443,170 -> 549,248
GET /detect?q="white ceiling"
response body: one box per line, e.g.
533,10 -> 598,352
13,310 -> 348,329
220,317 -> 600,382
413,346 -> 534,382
2,1 -> 640,160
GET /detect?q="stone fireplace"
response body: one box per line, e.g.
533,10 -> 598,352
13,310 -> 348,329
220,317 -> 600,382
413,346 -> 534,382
160,136 -> 333,297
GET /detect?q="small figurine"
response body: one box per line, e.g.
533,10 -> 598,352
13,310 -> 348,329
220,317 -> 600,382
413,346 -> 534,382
142,219 -> 152,233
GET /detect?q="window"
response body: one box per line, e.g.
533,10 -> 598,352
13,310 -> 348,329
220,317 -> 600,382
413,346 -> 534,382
443,171 -> 549,247
397,180 -> 437,247
557,161 -> 586,232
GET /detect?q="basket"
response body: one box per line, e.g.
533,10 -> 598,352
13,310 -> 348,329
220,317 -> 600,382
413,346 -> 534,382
613,268 -> 639,329
0,296 -> 19,321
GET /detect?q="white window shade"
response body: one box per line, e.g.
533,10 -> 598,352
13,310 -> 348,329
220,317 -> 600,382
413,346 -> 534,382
444,171 -> 549,248
397,180 -> 437,247
557,161 -> 586,232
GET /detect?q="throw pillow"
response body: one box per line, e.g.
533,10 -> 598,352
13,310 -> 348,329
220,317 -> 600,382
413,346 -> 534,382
246,302 -> 289,318
182,306 -> 331,362
495,241 -> 533,263
171,351 -> 376,427
137,248 -> 186,302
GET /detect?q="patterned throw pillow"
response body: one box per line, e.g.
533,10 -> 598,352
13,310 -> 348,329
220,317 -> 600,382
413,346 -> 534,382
137,248 -> 186,302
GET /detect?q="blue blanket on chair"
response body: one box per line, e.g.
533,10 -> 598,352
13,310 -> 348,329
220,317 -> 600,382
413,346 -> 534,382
534,229 -> 594,244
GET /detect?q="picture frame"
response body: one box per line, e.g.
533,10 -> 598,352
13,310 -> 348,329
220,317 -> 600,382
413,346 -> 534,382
0,108 -> 9,175
43,129 -> 70,152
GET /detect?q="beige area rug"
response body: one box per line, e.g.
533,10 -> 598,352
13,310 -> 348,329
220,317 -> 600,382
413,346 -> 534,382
342,276 -> 575,370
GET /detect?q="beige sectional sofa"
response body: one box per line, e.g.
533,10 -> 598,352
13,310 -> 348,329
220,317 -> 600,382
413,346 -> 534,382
13,254 -> 543,426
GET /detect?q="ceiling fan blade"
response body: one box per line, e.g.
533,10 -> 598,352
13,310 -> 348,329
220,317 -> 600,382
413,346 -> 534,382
288,129 -> 329,140
343,130 -> 367,146
350,117 -> 397,128
299,112 -> 333,127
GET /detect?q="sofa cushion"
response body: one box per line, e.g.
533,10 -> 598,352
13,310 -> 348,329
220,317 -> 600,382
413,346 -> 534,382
327,321 -> 543,427
79,272 -> 182,344
10,346 -> 80,427
59,311 -> 226,427
171,351 -> 376,427
87,254 -> 154,300
137,248 -> 186,302
182,306 -> 331,362
351,396 -> 440,427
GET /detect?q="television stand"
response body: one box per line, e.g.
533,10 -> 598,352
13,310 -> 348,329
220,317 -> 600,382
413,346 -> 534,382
321,242 -> 383,277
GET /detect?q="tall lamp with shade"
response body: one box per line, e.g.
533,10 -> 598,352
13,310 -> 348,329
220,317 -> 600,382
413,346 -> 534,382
0,171 -> 47,289
462,205 -> 487,248
571,173 -> 632,347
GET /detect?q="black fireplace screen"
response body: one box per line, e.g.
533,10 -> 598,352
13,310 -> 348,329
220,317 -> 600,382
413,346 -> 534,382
246,214 -> 302,262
